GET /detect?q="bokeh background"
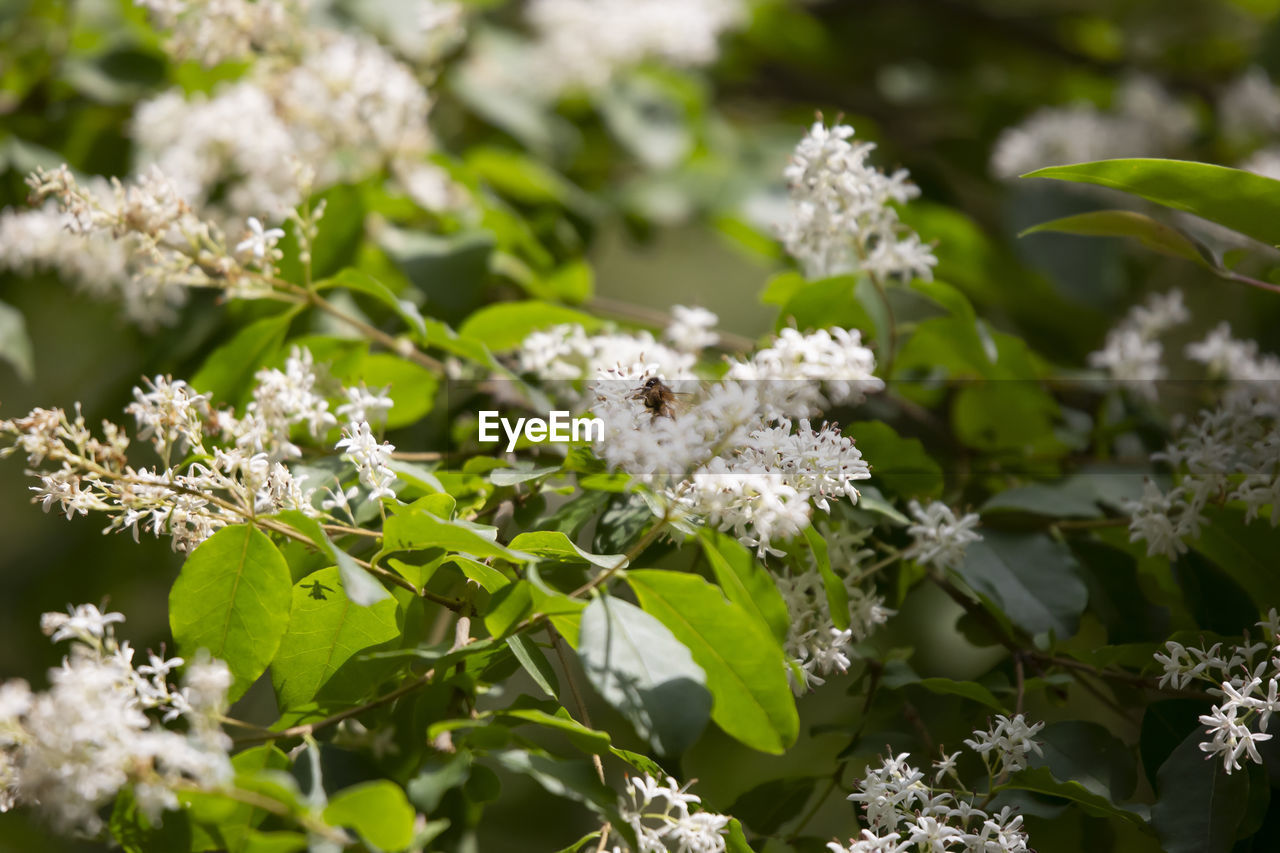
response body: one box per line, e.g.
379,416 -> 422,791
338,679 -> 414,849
4,0 -> 1280,849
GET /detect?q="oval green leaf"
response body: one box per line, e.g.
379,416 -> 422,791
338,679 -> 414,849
271,566 -> 401,709
323,781 -> 415,852
169,524 -> 293,700
1024,159 -> 1280,247
626,569 -> 799,754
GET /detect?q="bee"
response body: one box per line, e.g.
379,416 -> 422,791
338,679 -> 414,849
628,376 -> 688,420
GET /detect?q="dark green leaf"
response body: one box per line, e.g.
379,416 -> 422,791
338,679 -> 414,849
954,531 -> 1088,639
999,767 -> 1146,824
845,421 -> 943,499
1151,729 -> 1250,853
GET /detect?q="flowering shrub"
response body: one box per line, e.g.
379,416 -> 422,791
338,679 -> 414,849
3,2 -> 1280,852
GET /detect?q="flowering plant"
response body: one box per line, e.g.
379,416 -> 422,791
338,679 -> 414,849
3,2 -> 1280,852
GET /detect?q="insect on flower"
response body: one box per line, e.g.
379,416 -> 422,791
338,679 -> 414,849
627,376 -> 691,420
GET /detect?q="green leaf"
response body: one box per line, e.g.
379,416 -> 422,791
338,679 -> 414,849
488,749 -> 618,815
271,566 -> 401,709
382,504 -> 531,563
341,352 -> 438,429
802,525 -> 850,631
1034,721 -> 1138,803
499,707 -> 612,754
458,300 -> 604,352
169,524 -> 293,700
379,226 -> 494,326
318,268 -> 426,339
727,777 -> 820,835
1023,159 -> 1280,246
845,421 -> 943,499
880,662 -> 1007,711
699,531 -> 789,646
1191,506 -> 1280,611
626,570 -> 799,754
507,634 -> 559,698
323,781 -> 415,852
1019,210 -> 1215,268
273,510 -> 390,605
980,478 -> 1103,519
576,594 -> 711,756
509,531 -> 627,569
774,274 -> 876,338
954,531 -> 1087,639
489,464 -> 561,486
1000,767 -> 1146,824
191,311 -> 295,404
0,300 -> 34,382
1151,730 -> 1250,853
465,146 -> 590,209
242,831 -> 307,853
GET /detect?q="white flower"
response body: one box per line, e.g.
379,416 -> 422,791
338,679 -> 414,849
522,0 -> 747,93
4,606 -> 232,832
906,501 -> 981,571
963,714 -> 1045,776
40,603 -> 126,646
336,420 -> 397,500
665,305 -> 720,353
781,121 -> 935,281
620,774 -> 729,853
1088,289 -> 1188,397
234,216 -> 285,260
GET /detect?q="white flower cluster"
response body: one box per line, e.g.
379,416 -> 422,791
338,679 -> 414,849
834,719 -> 1043,853
1154,610 -> 1280,773
518,322 -> 698,384
131,26 -> 455,223
780,121 -> 936,282
1124,324 -> 1280,557
4,165 -> 270,327
779,523 -> 893,694
611,774 -> 730,853
134,0 -> 305,66
587,377 -> 875,556
1088,289 -> 1189,397
0,604 -> 232,831
990,76 -> 1196,179
664,305 -> 720,353
521,322 -> 884,556
906,500 -> 982,571
726,327 -> 885,416
1,348 -> 395,552
523,0 -> 746,94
